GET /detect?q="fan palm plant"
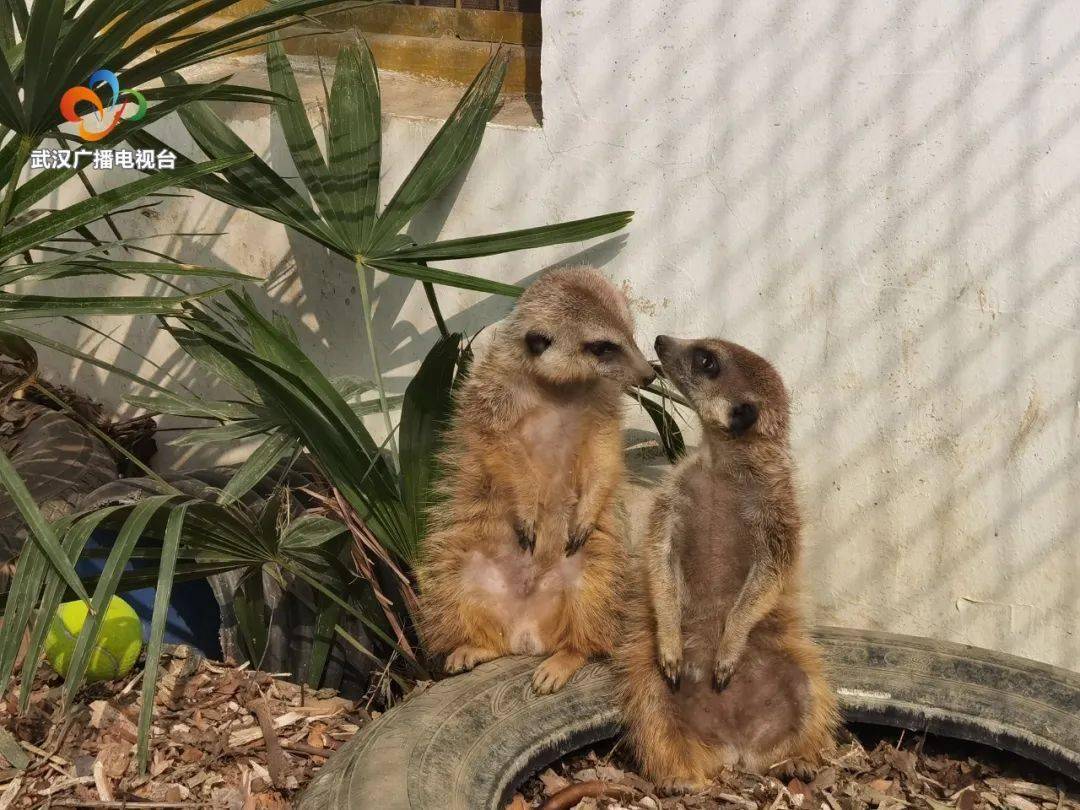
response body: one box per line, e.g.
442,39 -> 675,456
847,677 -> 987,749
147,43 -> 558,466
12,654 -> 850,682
148,290 -> 464,645
2,286 -> 461,769
126,36 -> 633,450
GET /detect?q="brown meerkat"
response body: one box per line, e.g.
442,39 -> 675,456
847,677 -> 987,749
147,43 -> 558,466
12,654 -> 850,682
416,266 -> 656,693
617,335 -> 838,791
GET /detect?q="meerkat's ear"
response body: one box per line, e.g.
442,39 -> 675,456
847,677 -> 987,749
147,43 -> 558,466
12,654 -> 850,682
525,331 -> 552,356
729,402 -> 759,434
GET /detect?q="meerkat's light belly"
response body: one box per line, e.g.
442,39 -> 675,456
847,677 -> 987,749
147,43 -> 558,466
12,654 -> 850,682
460,549 -> 584,654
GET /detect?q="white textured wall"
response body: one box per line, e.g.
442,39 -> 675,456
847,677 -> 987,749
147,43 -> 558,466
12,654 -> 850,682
30,0 -> 1080,669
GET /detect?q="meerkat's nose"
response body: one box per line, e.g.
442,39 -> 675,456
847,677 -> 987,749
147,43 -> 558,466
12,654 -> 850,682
654,335 -> 671,356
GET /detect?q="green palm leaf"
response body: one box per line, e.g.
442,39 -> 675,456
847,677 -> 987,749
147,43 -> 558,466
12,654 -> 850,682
4,0 -> 389,137
265,34 -> 338,235
0,447 -> 89,603
364,257 -> 523,297
0,287 -> 226,320
326,37 -> 381,249
62,495 -> 174,709
18,506 -> 123,710
398,332 -> 462,560
368,51 -> 507,251
383,212 -> 635,262
137,502 -> 189,772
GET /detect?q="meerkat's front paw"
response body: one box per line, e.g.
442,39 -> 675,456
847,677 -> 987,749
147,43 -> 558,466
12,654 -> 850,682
445,645 -> 498,674
514,518 -> 536,553
565,523 -> 593,555
656,638 -> 683,690
531,650 -> 586,694
712,636 -> 745,691
711,654 -> 737,691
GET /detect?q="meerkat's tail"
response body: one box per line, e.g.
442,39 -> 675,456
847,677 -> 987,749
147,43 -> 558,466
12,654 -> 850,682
787,626 -> 841,760
754,596 -> 841,770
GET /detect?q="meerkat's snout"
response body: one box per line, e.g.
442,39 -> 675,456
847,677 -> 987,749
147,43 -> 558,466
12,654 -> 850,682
629,344 -> 658,387
652,334 -> 697,395
594,340 -> 656,388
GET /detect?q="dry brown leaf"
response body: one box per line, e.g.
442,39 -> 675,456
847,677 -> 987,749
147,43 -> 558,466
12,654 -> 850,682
812,766 -> 838,792
0,775 -> 23,810
98,740 -> 131,779
787,777 -> 816,807
539,767 -> 571,795
956,788 -> 977,810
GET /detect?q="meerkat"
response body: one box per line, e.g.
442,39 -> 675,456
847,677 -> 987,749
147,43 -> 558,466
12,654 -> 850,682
416,266 -> 656,693
617,335 -> 838,792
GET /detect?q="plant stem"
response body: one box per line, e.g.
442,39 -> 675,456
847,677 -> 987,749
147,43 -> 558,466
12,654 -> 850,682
356,258 -> 398,459
0,136 -> 34,234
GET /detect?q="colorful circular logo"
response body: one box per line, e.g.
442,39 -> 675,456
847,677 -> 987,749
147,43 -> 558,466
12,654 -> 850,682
59,69 -> 146,142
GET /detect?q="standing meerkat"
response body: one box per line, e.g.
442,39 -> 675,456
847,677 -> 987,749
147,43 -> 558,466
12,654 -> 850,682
618,335 -> 838,791
417,266 -> 656,693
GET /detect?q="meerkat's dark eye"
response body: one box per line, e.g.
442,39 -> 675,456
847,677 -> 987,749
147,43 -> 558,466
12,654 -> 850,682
584,340 -> 621,360
525,331 -> 552,356
692,347 -> 721,378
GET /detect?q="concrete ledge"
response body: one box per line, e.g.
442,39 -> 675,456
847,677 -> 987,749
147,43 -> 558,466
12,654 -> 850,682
183,53 -> 540,129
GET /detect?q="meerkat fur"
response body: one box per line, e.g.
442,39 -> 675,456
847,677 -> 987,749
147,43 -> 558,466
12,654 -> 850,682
617,335 -> 839,792
417,266 -> 656,693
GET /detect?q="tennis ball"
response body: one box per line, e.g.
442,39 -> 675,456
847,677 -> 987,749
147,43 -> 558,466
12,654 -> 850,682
44,596 -> 143,683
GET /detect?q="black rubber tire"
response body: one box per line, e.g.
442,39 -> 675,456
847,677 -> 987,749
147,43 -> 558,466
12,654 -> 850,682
298,627 -> 1080,809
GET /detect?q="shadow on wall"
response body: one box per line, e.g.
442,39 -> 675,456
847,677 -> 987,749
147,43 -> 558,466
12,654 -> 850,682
544,0 -> 1079,668
30,0 -> 1080,670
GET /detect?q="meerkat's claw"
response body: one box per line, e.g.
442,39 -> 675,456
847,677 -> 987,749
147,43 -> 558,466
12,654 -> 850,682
514,519 -> 536,553
657,635 -> 683,690
712,660 -> 735,691
445,645 -> 499,674
663,668 -> 681,691
658,654 -> 682,690
565,523 -> 593,555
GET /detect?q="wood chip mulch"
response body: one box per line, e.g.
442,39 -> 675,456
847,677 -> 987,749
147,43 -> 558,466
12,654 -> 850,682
0,647 -> 376,808
510,730 -> 1080,810
4,647 -> 1078,810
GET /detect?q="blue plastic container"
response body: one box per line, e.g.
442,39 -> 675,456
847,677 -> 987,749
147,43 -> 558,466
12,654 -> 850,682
76,529 -> 222,660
